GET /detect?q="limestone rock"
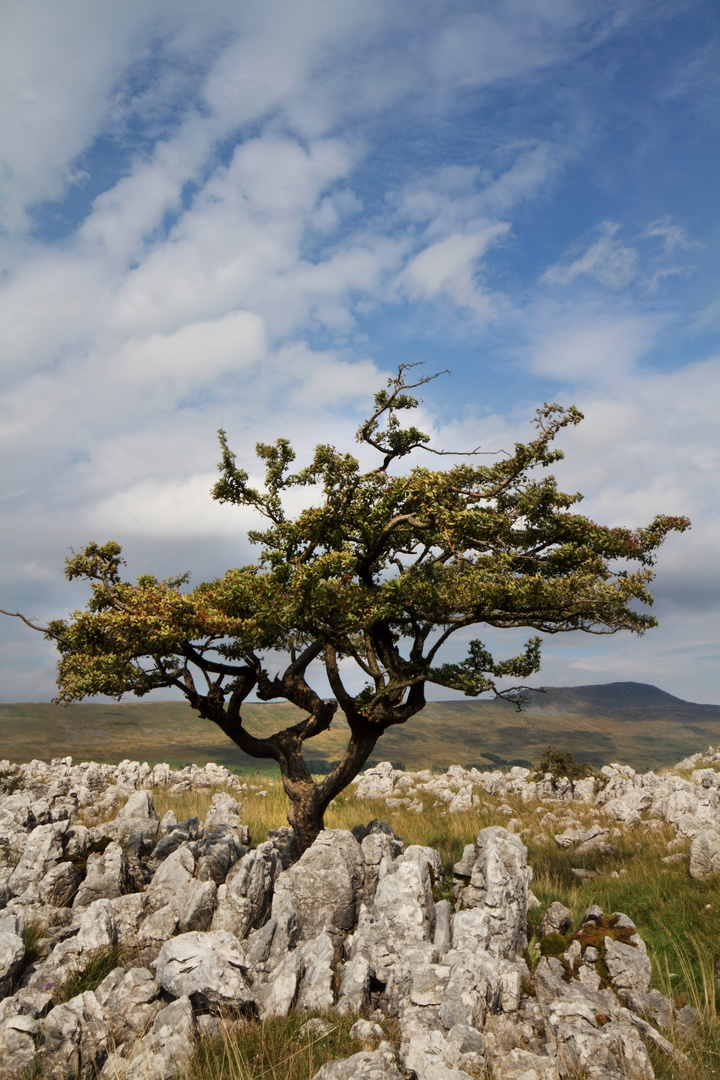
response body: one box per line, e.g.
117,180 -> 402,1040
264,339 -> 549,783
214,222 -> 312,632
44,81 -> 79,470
603,937 -> 652,994
492,1048 -> 559,1079
73,842 -> 131,909
211,841 -> 277,939
454,827 -> 531,959
0,1014 -> 39,1080
37,991 -> 110,1080
689,829 -> 720,879
310,1042 -> 404,1080
8,820 -> 69,897
537,902 -> 572,939
272,830 -> 364,941
94,966 -> 162,1042
0,927 -> 24,997
154,930 -> 254,1011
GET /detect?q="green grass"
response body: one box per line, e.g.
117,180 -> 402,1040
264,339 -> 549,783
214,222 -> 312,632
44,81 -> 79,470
186,1013 -> 369,1080
52,945 -> 130,1004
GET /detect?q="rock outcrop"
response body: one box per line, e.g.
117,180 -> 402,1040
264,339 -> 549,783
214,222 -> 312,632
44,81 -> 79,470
0,746 -> 714,1079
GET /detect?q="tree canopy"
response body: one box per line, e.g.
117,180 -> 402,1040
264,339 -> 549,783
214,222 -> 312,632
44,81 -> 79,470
2,366 -> 690,851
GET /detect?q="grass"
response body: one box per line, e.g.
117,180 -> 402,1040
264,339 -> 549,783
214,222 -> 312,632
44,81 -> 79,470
186,1013 -> 368,1080
52,945 -> 130,1004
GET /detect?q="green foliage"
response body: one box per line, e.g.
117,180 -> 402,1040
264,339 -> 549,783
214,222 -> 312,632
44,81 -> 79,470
533,745 -> 600,783
16,364 -> 689,845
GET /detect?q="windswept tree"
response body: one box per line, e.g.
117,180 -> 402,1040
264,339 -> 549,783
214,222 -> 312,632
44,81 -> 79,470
2,367 -> 689,851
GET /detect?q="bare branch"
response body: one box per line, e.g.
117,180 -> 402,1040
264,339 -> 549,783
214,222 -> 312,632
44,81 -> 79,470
0,608 -> 54,636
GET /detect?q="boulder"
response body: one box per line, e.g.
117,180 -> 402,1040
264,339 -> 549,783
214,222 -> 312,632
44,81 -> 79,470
37,991 -> 110,1080
211,841 -> 277,939
537,902 -> 572,939
272,830 -> 364,941
94,966 -> 162,1042
689,829 -> 720,879
310,1042 -> 404,1080
0,1015 -> 39,1080
101,996 -> 195,1080
603,937 -> 652,994
492,1048 -> 559,1080
8,820 -> 69,897
73,842 -> 131,909
0,925 -> 25,997
454,827 -> 531,959
534,957 -> 654,1080
154,930 -> 254,1011
38,861 -> 83,907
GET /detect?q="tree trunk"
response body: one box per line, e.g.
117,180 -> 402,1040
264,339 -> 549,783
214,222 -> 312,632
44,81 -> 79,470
284,781 -> 328,854
281,723 -> 381,854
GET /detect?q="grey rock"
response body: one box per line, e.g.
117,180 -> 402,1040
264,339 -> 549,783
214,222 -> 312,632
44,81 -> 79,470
310,1042 -> 404,1080
455,827 -> 531,959
211,841 -> 277,939
434,899 -> 452,955
143,845 -> 217,932
155,930 -> 254,1011
621,988 -> 674,1030
272,830 -> 364,941
491,1048 -> 559,1080
8,820 -> 69,897
0,1014 -> 39,1080
94,966 -> 162,1041
619,1007 -> 691,1068
204,792 -> 245,834
374,855 -> 436,946
299,1017 -> 331,1039
76,898 -> 117,950
402,1029 -> 475,1080
0,928 -> 24,996
361,831 -> 403,903
255,948 -> 304,1020
537,902 -> 572,939
336,952 -> 371,1015
296,931 -> 335,1012
350,1019 -> 385,1041
534,957 -> 654,1080
404,846 -> 445,891
37,991 -> 110,1080
73,842 -> 131,909
689,829 -> 720,879
603,937 -> 652,993
195,826 -> 246,885
102,996 -> 195,1080
38,861 -> 83,907
439,953 -> 503,1029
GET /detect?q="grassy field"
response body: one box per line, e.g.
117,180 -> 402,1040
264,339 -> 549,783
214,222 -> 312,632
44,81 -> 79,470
154,774 -> 720,1080
2,682 -> 719,772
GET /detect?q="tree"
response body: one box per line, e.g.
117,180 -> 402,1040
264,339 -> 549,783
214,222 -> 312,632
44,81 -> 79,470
2,367 -> 689,852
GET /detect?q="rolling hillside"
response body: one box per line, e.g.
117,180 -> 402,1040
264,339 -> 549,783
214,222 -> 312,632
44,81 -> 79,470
1,682 -> 719,773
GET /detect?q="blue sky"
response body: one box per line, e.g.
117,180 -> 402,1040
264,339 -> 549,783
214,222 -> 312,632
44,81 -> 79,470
1,0 -> 719,704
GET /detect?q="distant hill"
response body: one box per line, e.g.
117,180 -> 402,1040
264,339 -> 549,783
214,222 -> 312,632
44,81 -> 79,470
1,682 -> 719,773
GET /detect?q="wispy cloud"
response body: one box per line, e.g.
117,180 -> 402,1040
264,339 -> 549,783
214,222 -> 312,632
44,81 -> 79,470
542,221 -> 638,288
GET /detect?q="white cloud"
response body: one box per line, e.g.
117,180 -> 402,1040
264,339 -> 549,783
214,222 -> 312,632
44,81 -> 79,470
530,313 -> 657,381
400,226 -> 510,315
543,221 -> 638,288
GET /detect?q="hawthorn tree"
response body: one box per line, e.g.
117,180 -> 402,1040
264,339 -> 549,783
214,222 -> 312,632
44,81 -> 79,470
2,367 -> 689,851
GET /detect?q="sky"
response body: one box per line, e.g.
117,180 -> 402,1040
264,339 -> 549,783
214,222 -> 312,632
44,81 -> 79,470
1,0 -> 719,706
